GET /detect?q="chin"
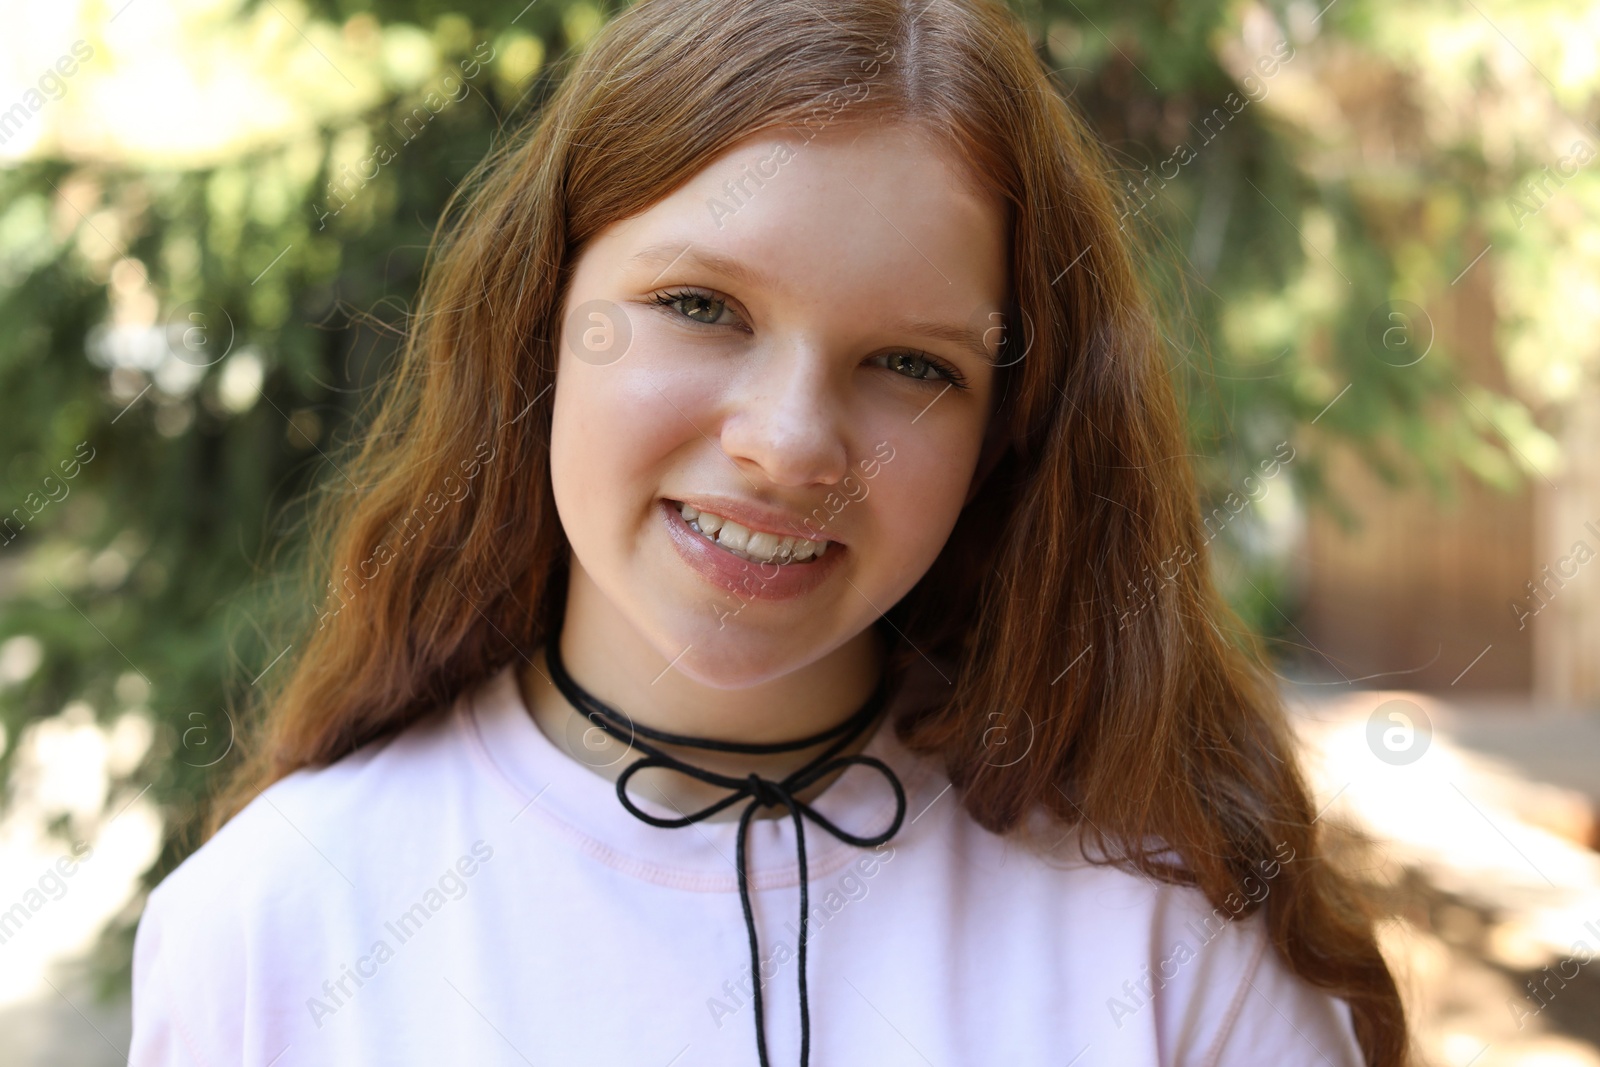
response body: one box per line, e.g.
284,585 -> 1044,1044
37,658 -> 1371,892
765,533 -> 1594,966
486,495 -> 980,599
645,604 -> 851,691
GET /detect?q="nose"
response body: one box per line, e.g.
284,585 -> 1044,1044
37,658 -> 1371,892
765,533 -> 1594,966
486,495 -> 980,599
717,339 -> 850,488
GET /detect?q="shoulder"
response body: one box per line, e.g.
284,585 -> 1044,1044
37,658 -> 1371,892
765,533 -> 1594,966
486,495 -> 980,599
129,683 -> 480,1065
147,693 -> 464,908
894,776 -> 1365,1067
1025,823 -> 1365,1067
1134,877 -> 1364,1067
1192,922 -> 1367,1067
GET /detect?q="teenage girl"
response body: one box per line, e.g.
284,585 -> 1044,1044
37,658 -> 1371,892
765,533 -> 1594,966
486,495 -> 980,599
130,1 -> 1409,1064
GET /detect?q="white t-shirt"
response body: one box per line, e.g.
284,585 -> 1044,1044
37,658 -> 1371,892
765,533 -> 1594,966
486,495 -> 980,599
130,662 -> 1367,1066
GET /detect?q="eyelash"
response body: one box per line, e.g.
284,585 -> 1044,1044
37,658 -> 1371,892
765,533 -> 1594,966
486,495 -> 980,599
647,287 -> 970,391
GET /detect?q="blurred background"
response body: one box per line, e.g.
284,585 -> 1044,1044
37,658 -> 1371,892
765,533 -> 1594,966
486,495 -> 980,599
1,0 -> 1597,1063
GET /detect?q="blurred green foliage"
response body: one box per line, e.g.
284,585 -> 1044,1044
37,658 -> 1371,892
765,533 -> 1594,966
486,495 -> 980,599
0,0 -> 1586,993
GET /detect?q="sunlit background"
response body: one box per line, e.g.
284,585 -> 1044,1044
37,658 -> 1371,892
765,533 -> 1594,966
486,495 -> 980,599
1,0 -> 1598,1063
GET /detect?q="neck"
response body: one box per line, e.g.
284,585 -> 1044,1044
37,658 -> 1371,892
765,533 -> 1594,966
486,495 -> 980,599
517,564 -> 890,822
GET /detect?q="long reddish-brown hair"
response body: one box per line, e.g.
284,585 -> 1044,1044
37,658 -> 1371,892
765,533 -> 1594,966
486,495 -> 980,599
212,0 -> 1408,1061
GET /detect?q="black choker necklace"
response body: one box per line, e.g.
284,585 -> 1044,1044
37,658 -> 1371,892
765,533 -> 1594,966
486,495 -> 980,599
543,632 -> 907,1067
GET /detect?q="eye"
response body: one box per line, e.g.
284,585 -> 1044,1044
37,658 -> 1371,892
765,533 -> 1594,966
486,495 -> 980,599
648,287 -> 739,327
872,351 -> 969,390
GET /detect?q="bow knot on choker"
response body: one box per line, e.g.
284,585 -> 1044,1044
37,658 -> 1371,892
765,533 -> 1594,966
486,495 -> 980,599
543,634 -> 907,1067
745,772 -> 787,809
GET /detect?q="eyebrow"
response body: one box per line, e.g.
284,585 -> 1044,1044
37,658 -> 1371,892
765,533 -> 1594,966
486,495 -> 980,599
886,316 -> 997,368
628,241 -> 997,367
628,242 -> 779,293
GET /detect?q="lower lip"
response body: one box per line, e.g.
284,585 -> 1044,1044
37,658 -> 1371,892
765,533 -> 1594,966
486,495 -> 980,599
658,499 -> 844,603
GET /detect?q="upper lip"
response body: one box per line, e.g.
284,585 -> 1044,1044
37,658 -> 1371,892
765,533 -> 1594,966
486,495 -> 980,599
666,495 -> 843,545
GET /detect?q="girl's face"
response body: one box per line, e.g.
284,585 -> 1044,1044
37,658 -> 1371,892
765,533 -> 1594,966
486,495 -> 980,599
550,121 -> 1008,688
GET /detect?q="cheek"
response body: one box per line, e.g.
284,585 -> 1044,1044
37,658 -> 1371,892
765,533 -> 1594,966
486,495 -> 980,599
860,426 -> 980,591
548,353 -> 714,543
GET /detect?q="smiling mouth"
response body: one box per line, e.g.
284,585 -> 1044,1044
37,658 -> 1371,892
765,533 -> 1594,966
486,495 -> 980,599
667,500 -> 831,566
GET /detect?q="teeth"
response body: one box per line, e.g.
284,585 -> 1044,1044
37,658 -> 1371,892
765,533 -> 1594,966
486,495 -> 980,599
745,531 -> 781,558
675,501 -> 829,565
716,520 -> 751,552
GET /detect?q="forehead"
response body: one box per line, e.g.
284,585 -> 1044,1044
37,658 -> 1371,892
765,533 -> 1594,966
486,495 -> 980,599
599,121 -> 1010,317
